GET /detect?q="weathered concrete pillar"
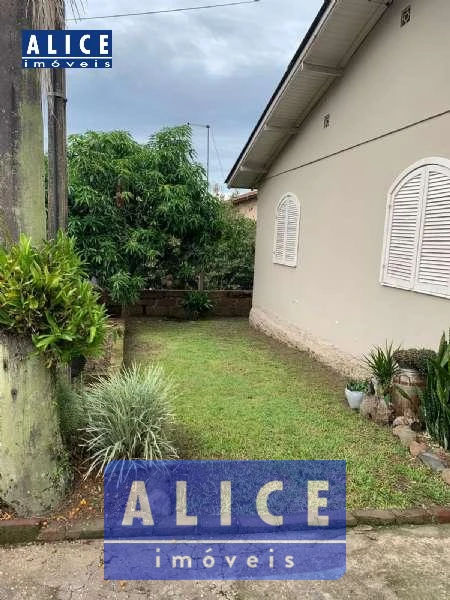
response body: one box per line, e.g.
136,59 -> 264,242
0,335 -> 68,517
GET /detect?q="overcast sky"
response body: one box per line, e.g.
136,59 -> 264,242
67,0 -> 323,191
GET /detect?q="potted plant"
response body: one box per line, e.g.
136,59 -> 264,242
345,379 -> 368,409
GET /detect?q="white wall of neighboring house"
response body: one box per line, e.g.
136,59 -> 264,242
251,0 -> 450,374
233,197 -> 258,220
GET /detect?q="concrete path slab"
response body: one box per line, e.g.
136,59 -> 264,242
0,525 -> 449,599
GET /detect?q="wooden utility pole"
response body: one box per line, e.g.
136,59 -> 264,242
47,3 -> 68,238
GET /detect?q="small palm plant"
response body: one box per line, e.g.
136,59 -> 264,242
363,342 -> 402,405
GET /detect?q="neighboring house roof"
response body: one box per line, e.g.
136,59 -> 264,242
231,190 -> 258,206
226,0 -> 393,189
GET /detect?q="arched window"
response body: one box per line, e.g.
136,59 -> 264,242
381,157 -> 450,298
273,193 -> 300,267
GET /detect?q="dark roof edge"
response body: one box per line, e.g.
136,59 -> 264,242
225,0 -> 332,186
232,190 -> 258,204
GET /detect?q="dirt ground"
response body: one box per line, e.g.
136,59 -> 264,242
0,524 -> 448,599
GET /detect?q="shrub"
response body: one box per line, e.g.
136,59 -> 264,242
182,290 -> 213,320
76,364 -> 177,476
421,332 -> 450,450
204,203 -> 256,290
0,233 -> 107,366
393,348 -> 436,376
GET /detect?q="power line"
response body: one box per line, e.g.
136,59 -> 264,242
68,0 -> 260,22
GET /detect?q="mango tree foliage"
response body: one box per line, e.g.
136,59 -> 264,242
68,126 -> 222,304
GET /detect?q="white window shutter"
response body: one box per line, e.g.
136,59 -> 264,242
415,168 -> 450,297
285,195 -> 300,266
274,198 -> 287,263
273,194 -> 300,266
382,171 -> 423,289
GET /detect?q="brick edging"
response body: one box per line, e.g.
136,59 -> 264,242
1,509 -> 449,546
347,507 -> 450,527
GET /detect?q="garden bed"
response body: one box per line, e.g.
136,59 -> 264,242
125,317 -> 450,510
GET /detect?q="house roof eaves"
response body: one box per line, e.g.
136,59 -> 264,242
226,0 -> 392,189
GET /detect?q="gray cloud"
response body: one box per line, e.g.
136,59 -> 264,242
67,0 -> 322,190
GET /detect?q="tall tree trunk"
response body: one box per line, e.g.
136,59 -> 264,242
0,335 -> 68,516
0,0 -> 46,245
0,0 -> 67,516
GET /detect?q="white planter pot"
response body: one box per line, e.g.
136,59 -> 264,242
345,388 -> 365,410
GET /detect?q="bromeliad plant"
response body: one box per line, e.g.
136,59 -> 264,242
0,233 -> 107,366
421,332 -> 450,450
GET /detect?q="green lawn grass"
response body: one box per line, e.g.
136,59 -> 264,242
125,317 -> 450,510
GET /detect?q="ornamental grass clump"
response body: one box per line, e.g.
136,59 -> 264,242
80,364 -> 178,476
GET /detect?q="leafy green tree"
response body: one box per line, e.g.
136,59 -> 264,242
204,202 -> 256,290
68,126 -> 222,304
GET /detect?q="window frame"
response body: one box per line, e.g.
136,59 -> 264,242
273,193 -> 301,268
380,156 -> 450,299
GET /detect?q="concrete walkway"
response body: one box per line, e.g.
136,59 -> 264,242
0,525 -> 449,599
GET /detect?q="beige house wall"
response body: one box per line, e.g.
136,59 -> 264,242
252,0 -> 450,374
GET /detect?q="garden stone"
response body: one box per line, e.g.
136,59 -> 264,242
409,441 -> 429,457
418,452 -> 447,472
441,469 -> 450,485
392,414 -> 421,432
392,426 -> 416,447
353,524 -> 373,533
360,395 -> 391,425
393,416 -> 413,427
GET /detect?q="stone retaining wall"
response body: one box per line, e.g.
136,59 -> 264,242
110,290 -> 252,319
